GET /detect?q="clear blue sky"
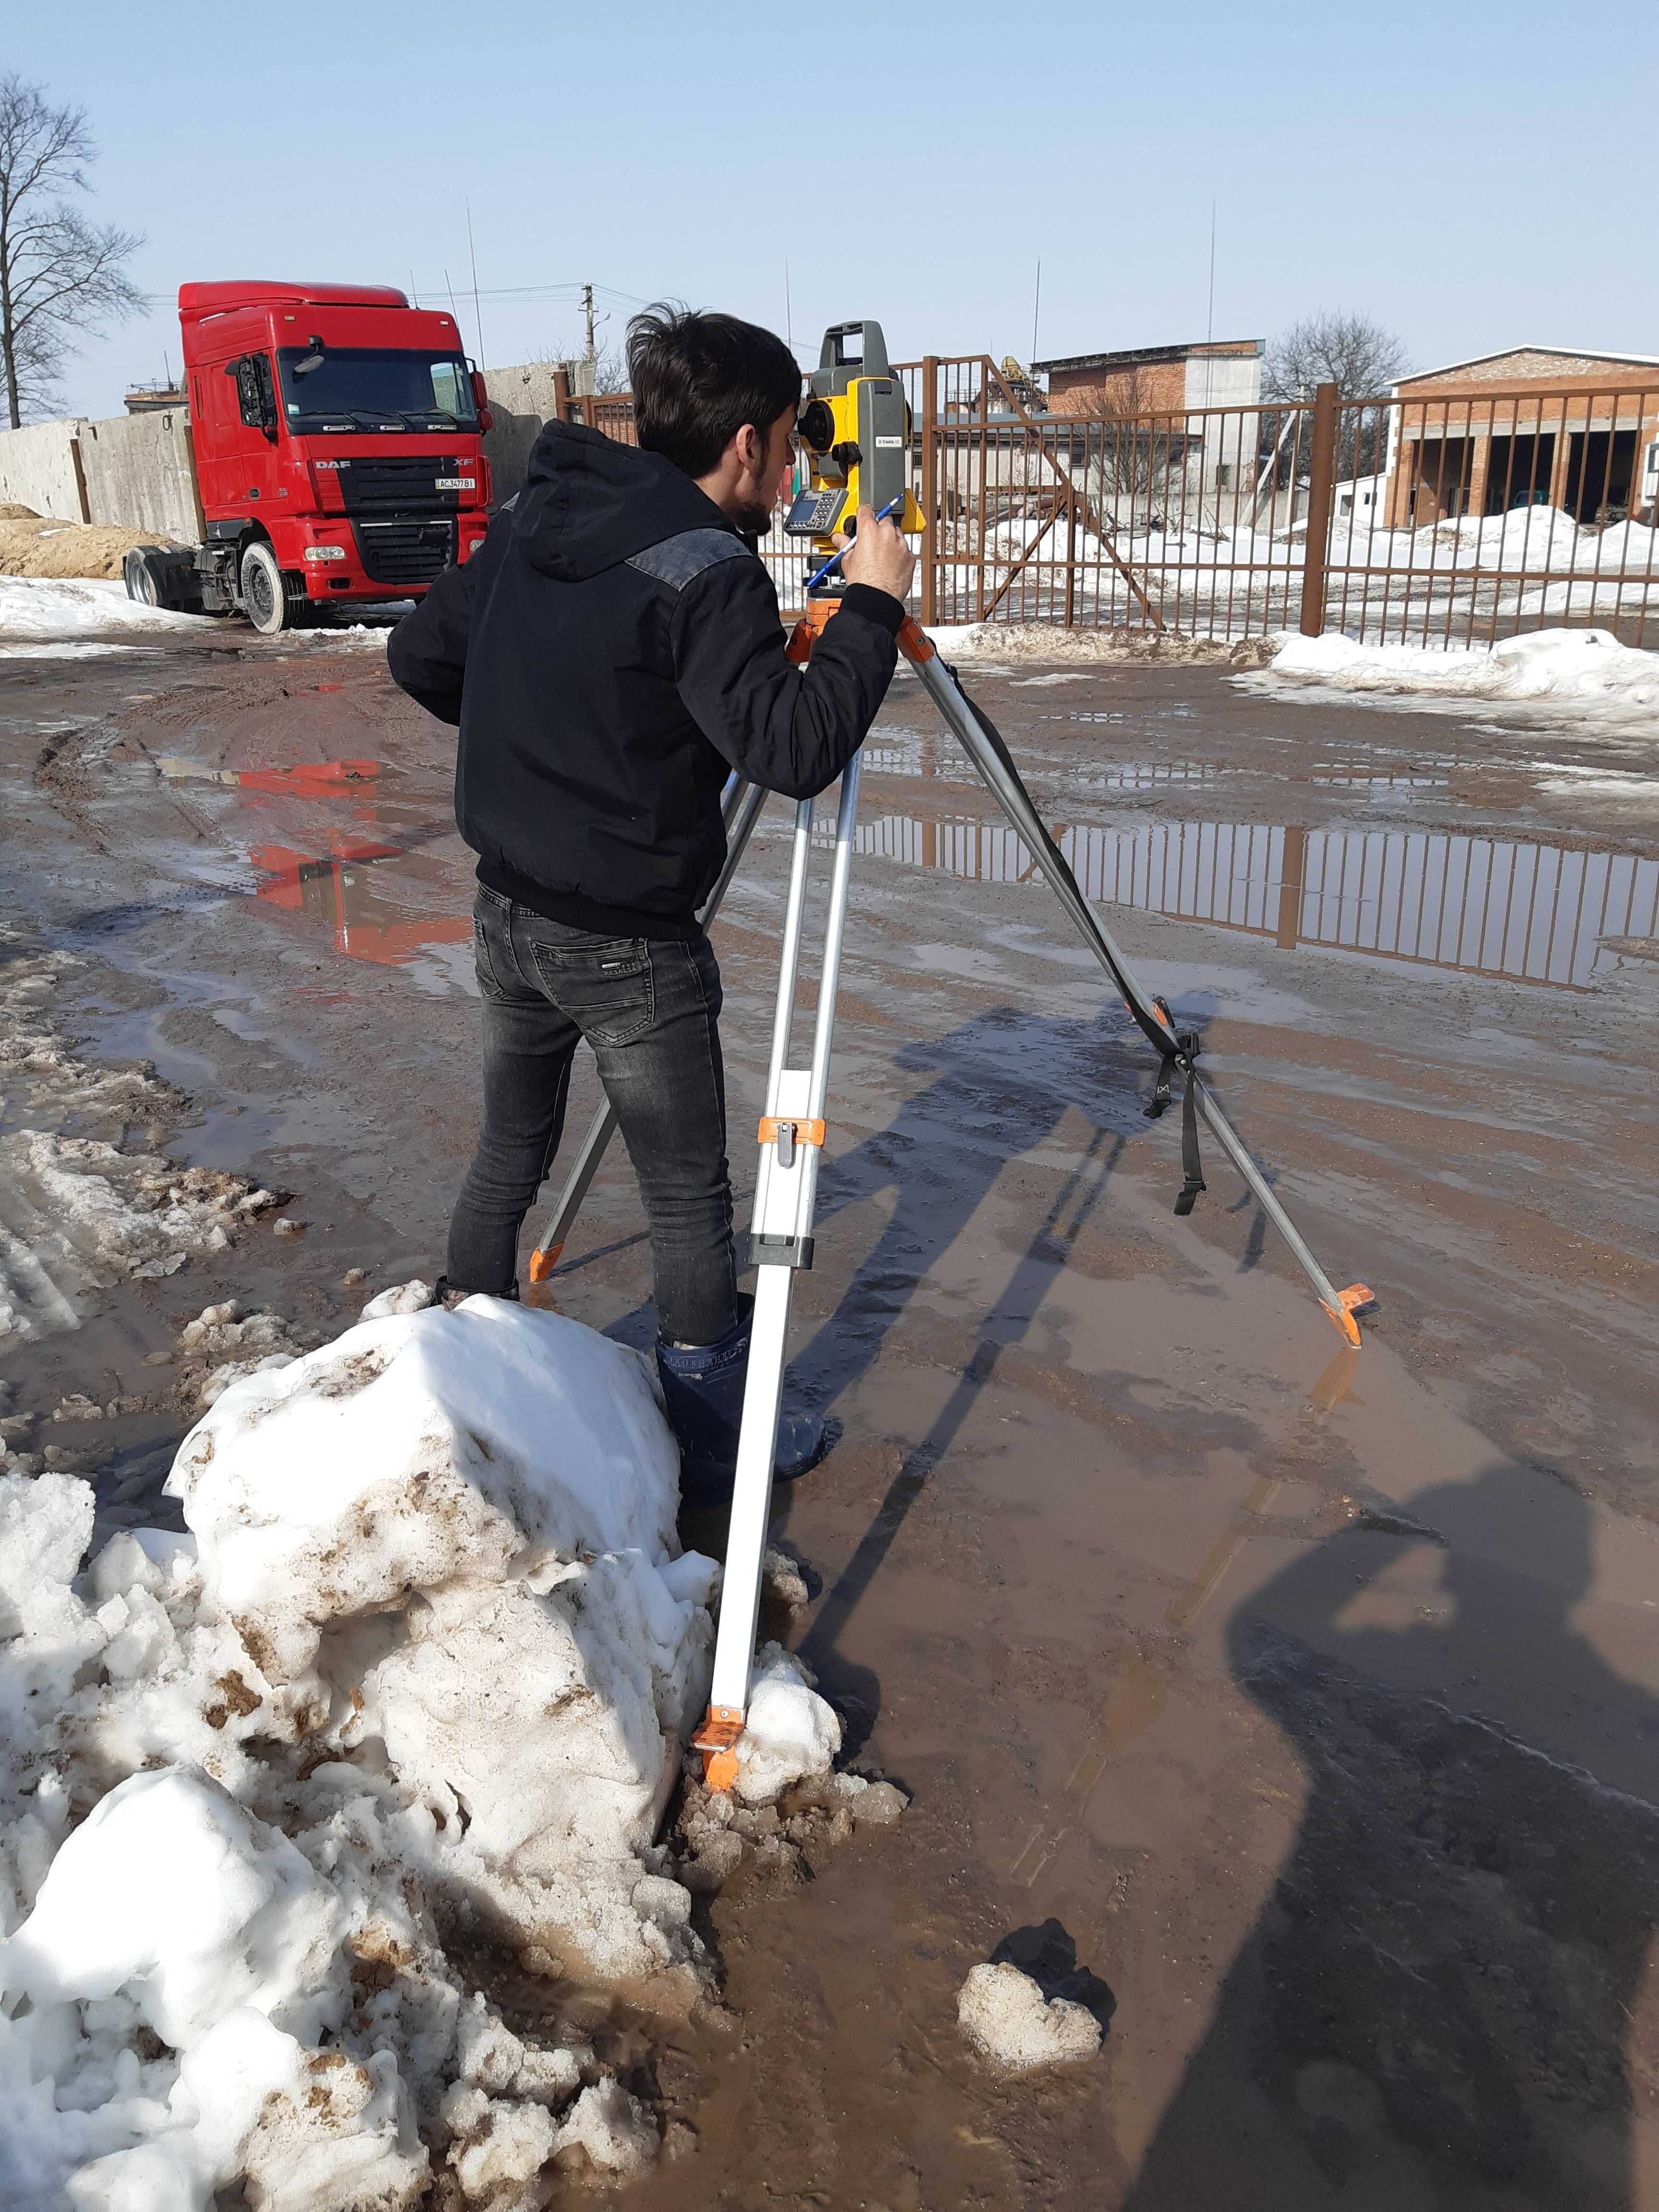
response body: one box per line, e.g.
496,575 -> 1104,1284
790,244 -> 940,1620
13,0 -> 1659,417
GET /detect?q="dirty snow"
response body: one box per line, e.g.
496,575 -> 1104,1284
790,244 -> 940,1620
957,1961 -> 1103,2073
731,1644 -> 842,1805
0,935 -> 279,1343
920,620 -> 1271,669
0,576 -> 212,644
359,1276 -> 436,1320
0,1299 -> 726,2203
1248,625 -> 1659,731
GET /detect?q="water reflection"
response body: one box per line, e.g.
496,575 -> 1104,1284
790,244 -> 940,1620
824,811 -> 1659,990
252,838 -> 469,967
156,757 -> 382,800
861,730 -> 1455,797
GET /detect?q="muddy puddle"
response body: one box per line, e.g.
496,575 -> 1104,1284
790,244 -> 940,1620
772,799 -> 1659,991
3,646 -> 1659,2204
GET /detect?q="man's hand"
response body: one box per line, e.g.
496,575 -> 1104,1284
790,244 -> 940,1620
837,504 -> 916,603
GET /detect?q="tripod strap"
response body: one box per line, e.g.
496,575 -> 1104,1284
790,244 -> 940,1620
1143,995 -> 1206,1214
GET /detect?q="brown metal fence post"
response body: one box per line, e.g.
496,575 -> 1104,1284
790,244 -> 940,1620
1298,382 -> 1339,637
552,367 -> 573,423
919,356 -> 938,627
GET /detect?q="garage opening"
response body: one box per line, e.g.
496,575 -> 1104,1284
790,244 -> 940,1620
1564,428 -> 1636,523
1482,431 -> 1556,514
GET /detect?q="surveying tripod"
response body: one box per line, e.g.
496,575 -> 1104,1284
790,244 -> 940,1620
527,321 -> 1371,1790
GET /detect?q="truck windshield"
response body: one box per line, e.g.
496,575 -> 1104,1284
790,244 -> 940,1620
276,349 -> 478,433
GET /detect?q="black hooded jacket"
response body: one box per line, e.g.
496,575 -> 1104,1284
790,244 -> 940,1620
385,419 -> 905,939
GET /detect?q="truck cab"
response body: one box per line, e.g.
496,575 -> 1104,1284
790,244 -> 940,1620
161,280 -> 492,633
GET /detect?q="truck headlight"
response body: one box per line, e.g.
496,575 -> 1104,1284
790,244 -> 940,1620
303,544 -> 347,563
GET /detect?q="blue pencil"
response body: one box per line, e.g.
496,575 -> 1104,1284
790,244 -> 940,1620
804,493 -> 907,593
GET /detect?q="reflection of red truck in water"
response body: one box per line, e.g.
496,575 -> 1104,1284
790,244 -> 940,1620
124,282 -> 493,636
253,837 -> 471,967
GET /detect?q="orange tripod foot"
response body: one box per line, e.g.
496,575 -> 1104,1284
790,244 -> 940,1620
1320,1283 -> 1376,1349
691,1705 -> 744,1793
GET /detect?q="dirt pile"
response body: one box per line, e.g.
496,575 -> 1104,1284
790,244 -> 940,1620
0,517 -> 184,582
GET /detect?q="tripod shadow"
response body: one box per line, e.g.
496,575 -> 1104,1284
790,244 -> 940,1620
1125,1465 -> 1659,2210
779,1004 -> 1153,1748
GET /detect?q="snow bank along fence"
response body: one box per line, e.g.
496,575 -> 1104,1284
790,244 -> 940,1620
523,356 -> 1659,653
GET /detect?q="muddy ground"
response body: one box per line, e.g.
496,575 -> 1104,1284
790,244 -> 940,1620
3,625 -> 1659,2209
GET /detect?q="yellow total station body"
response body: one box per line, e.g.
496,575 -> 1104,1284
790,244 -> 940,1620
785,320 -> 927,591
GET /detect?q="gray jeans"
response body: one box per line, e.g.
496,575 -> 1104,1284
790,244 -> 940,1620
446,885 -> 739,1346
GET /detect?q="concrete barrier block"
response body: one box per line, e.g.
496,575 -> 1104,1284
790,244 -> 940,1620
78,410 -> 203,543
0,418 -> 93,522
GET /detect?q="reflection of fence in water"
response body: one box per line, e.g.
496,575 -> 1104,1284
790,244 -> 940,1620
829,811 -> 1659,989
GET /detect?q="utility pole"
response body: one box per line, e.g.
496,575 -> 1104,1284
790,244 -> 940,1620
583,283 -> 597,367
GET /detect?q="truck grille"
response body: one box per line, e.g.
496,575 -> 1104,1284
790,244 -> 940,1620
336,456 -> 465,514
352,519 -> 455,586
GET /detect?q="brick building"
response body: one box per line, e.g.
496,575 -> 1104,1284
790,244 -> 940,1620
1383,347 -> 1659,527
1031,339 -> 1264,504
1032,337 -> 1263,418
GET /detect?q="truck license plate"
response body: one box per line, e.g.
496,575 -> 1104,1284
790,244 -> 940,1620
435,477 -> 475,491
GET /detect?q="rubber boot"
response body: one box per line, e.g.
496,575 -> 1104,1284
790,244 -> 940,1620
655,1304 -> 825,1510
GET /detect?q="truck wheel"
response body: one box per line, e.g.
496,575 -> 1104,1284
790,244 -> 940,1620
123,547 -> 162,607
240,541 -> 301,635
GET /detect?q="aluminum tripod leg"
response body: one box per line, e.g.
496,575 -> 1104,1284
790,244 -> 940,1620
695,756 -> 864,1789
902,632 -> 1371,1347
528,780 -> 768,1286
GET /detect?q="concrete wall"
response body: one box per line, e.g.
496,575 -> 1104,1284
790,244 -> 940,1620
0,417 -> 91,522
0,360 -> 597,534
481,361 -> 601,504
78,409 -> 202,541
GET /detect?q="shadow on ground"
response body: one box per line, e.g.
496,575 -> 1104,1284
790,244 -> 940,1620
1129,1466 -> 1659,2211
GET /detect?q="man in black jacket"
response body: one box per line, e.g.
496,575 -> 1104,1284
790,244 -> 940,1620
387,304 -> 914,1501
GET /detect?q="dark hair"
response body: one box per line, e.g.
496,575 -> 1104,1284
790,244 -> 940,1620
626,302 -> 801,477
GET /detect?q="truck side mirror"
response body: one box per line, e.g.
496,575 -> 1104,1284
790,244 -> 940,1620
470,369 -> 493,432
229,354 -> 278,439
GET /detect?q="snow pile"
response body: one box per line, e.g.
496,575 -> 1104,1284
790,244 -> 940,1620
919,622 -> 1271,669
957,1962 -> 1103,2073
0,575 -> 212,645
0,1299 -> 723,2203
731,1644 -> 841,1805
1251,626 -> 1659,730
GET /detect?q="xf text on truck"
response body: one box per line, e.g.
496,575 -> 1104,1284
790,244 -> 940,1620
123,282 -> 493,636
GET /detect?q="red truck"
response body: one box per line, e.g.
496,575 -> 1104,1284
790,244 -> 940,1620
124,281 -> 493,635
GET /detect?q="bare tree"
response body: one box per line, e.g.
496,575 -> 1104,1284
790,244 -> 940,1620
526,338 -> 630,397
1263,312 -> 1411,404
590,341 -> 629,396
1262,313 -> 1411,484
1081,366 -> 1189,514
0,76 -> 144,428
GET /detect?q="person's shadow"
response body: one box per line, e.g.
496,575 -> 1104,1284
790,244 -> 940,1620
1125,1465 -> 1659,2210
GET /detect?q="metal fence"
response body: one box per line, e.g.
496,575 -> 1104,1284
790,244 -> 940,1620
539,357 -> 1659,651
